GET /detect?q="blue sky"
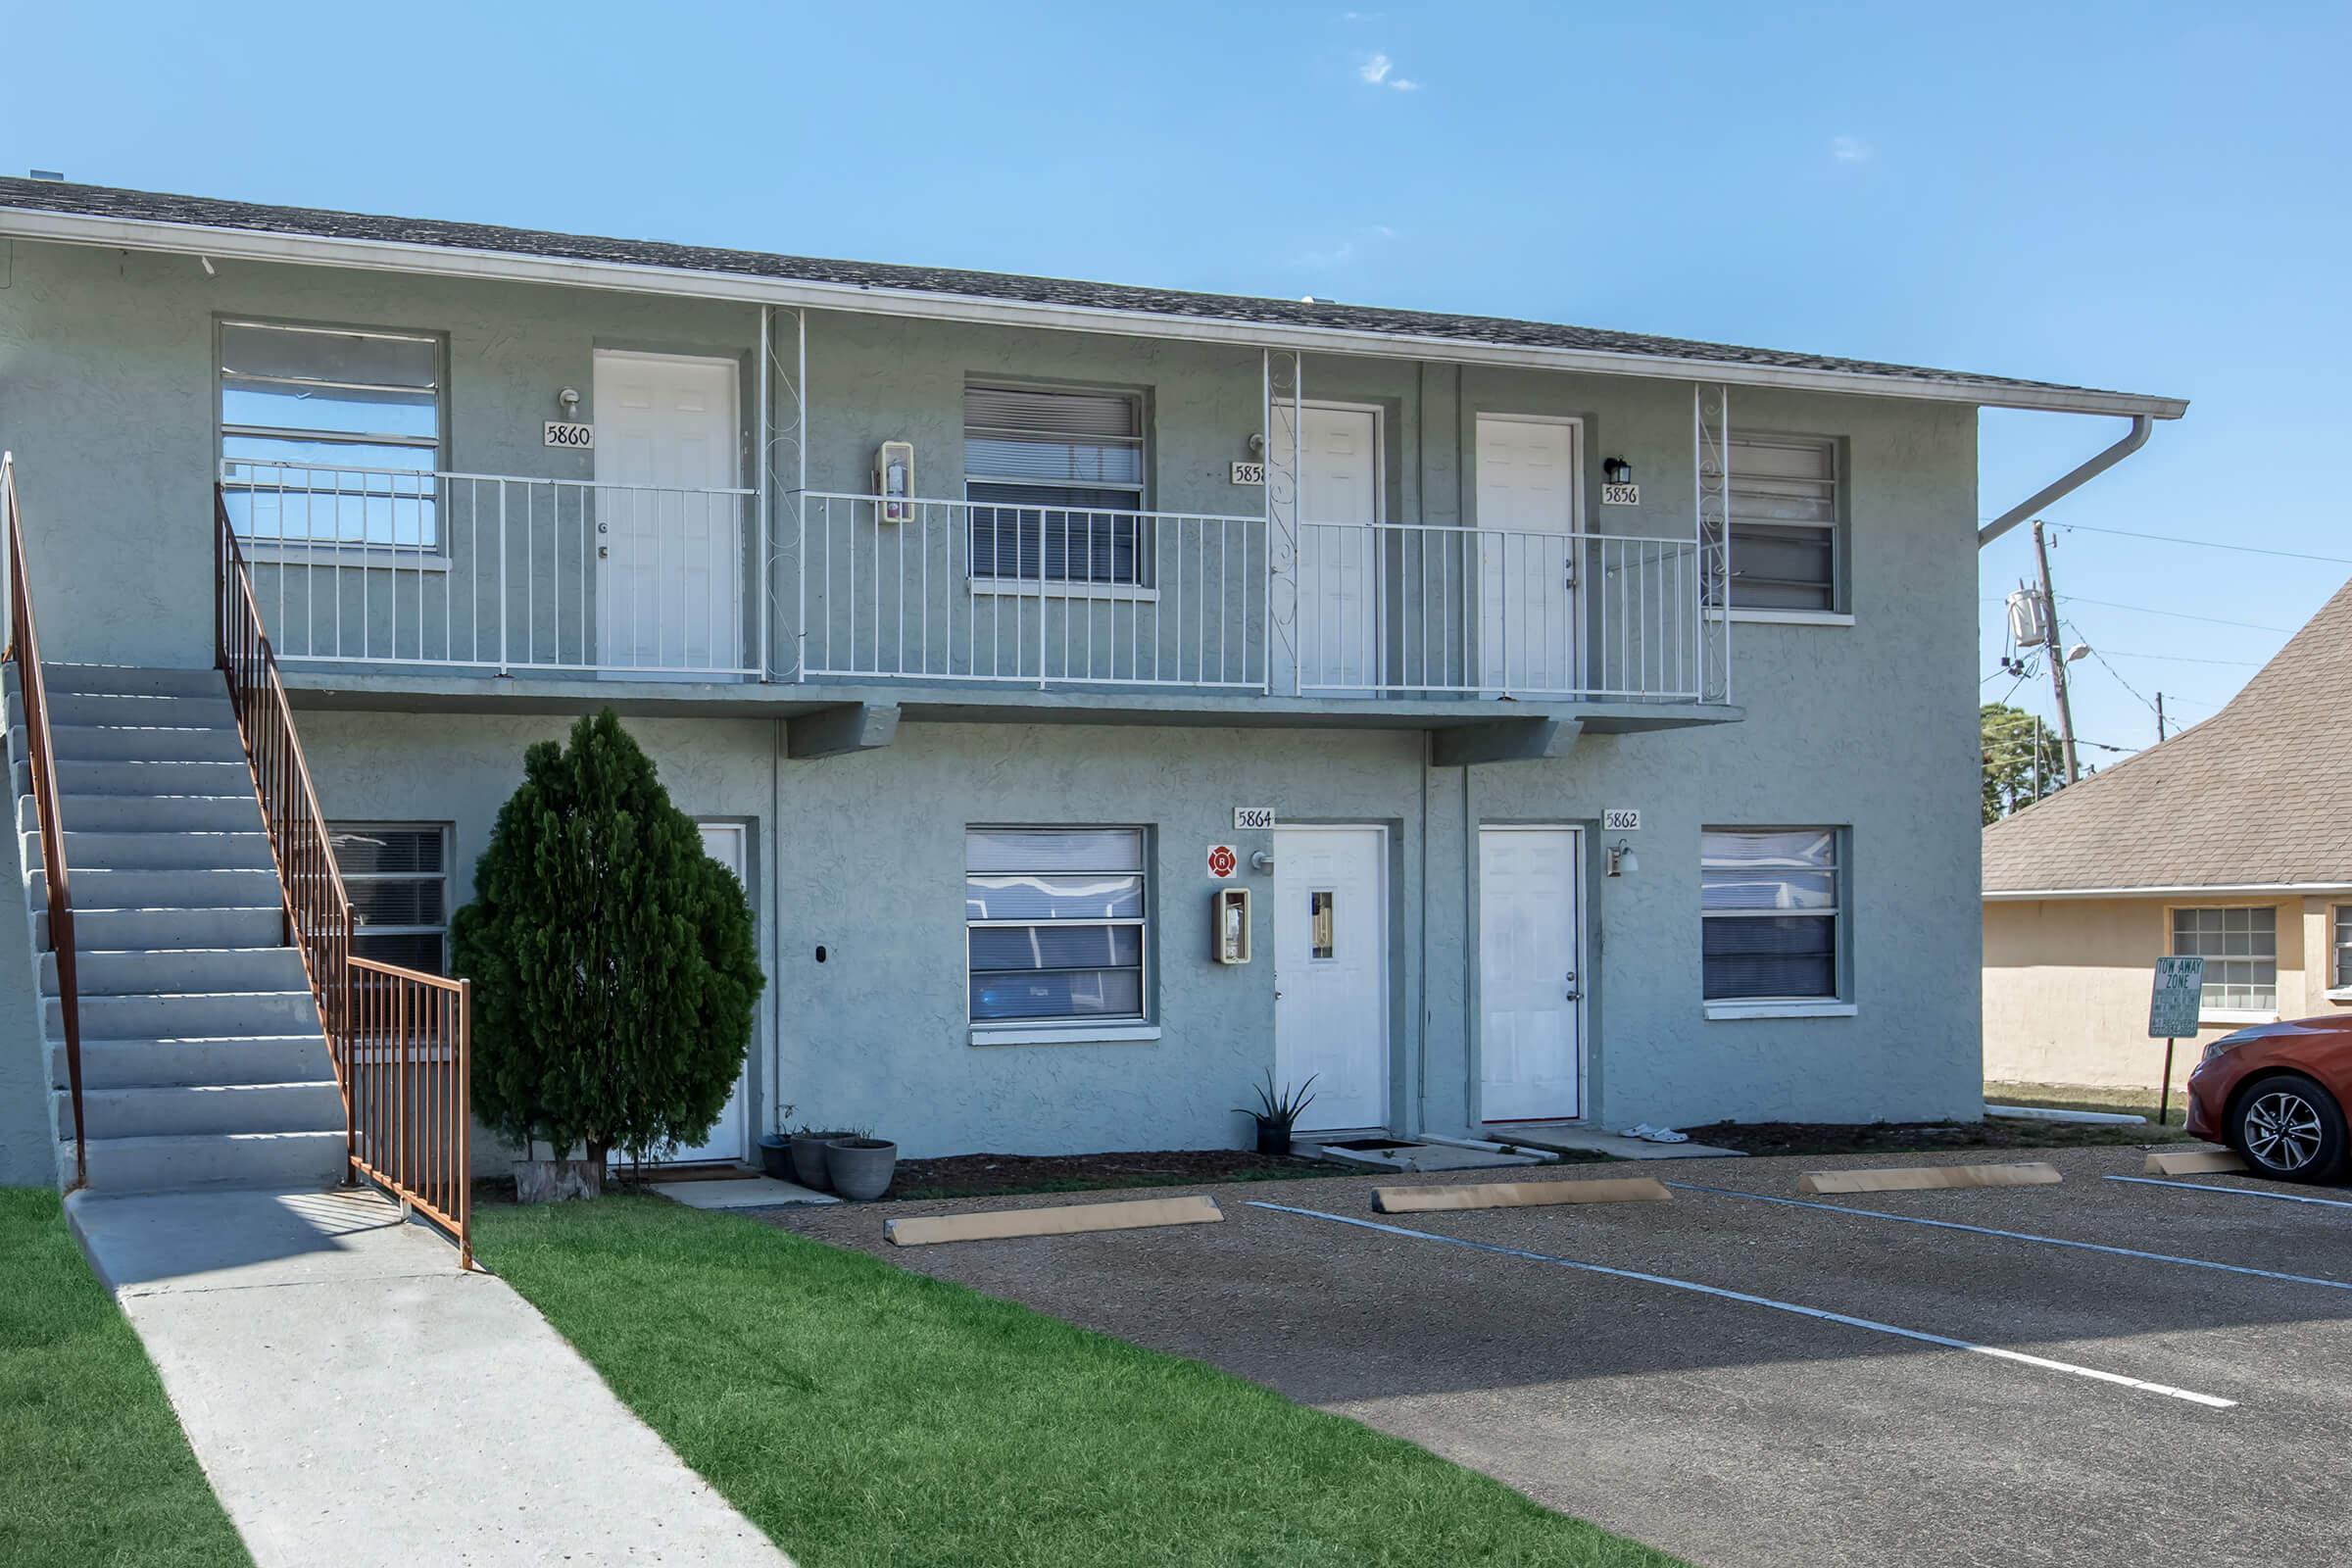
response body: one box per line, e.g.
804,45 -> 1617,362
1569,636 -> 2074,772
7,1 -> 2345,758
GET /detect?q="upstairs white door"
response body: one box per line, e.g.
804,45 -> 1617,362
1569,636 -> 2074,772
1479,825 -> 1585,1122
1474,415 -> 1580,695
593,351 -> 744,676
646,822 -> 753,1164
1293,405 -> 1382,693
1272,825 -> 1389,1132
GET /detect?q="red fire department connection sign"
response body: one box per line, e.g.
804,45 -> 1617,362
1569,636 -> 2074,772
1207,844 -> 1238,880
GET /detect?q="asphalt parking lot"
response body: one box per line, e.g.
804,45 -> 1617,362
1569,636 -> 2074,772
773,1143 -> 2352,1568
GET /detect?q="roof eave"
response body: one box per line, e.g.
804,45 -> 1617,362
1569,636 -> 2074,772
1984,882 -> 2352,901
0,204 -> 2189,420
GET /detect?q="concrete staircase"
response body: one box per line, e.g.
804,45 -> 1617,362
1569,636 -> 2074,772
9,664 -> 345,1193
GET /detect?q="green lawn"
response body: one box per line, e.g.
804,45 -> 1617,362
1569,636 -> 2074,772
477,1196 -> 1680,1568
0,1189 -> 247,1568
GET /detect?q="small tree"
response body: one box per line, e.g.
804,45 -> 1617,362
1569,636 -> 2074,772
1981,702 -> 2066,824
452,710 -> 763,1176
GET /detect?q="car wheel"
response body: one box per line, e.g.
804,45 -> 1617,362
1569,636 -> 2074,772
2230,1074 -> 2348,1182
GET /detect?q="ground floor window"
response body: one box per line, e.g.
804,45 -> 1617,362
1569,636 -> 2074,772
330,823 -> 450,974
2335,906 -> 2352,991
1700,827 -> 1843,1002
965,828 -> 1147,1024
2174,906 -> 2277,1011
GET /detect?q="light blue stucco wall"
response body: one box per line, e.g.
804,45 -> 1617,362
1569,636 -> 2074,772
0,236 -> 1985,1174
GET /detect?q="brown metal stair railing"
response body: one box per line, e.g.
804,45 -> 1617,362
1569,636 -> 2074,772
215,486 -> 470,1265
3,456 -> 85,1188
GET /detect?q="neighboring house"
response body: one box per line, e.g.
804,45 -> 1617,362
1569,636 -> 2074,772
0,177 -> 2185,1192
1984,577 -> 2352,1091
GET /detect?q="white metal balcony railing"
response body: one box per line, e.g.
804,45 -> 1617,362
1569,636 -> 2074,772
222,465 -> 1725,704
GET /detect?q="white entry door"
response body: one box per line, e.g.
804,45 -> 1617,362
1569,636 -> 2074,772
593,351 -> 744,676
1474,415 -> 1580,695
1293,405 -> 1382,692
645,822 -> 753,1163
1273,825 -> 1389,1132
1479,825 -> 1585,1122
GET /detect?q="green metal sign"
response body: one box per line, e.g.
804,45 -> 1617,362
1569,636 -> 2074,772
2148,956 -> 2206,1040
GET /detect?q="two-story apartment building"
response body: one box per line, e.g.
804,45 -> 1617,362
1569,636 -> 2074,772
0,179 -> 2185,1192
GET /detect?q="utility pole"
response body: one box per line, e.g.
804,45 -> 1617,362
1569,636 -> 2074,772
2032,519 -> 2081,785
2155,692 -> 2167,744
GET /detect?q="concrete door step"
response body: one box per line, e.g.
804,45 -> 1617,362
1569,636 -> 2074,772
1486,1124 -> 1749,1160
1302,1137 -> 1554,1173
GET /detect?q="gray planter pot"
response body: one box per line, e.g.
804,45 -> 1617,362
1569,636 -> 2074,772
792,1131 -> 855,1190
514,1158 -> 603,1204
824,1137 -> 898,1202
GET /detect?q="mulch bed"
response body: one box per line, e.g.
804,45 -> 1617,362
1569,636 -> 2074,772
1678,1116 -> 2187,1159
886,1148 -> 1344,1201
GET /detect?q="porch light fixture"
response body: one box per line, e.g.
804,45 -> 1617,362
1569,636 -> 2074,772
1606,840 -> 1639,878
1602,457 -> 1634,485
558,386 -> 582,418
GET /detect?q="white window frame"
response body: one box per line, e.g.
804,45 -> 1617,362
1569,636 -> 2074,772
962,383 -> 1150,592
1701,826 -> 1855,1019
2333,905 -> 2352,1000
965,826 -> 1156,1045
331,821 -> 452,975
1722,432 -> 1844,622
2170,904 -> 2279,1018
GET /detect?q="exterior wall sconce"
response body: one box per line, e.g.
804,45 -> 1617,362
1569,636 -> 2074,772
1602,457 -> 1634,485
1605,840 -> 1640,878
558,386 -> 582,418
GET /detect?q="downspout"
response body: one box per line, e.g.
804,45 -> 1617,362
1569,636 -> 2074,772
1978,415 -> 2152,547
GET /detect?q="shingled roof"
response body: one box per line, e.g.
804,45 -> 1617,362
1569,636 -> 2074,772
1984,576 -> 2352,894
0,177 -> 2182,414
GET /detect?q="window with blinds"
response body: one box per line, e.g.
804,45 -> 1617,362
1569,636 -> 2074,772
219,319 -> 444,550
331,823 -> 450,975
965,828 -> 1149,1024
2173,906 -> 2277,1011
964,385 -> 1147,585
1724,434 -> 1839,612
1701,827 -> 1843,1002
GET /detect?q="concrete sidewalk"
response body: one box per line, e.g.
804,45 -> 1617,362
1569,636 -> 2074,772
68,1186 -> 790,1567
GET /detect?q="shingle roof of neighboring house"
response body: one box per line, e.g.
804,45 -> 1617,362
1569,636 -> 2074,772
1984,575 -> 2352,894
0,177 -> 2178,412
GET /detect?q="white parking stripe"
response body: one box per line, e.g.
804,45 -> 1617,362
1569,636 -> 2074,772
2107,1174 -> 2352,1210
1669,1181 -> 2352,1293
1248,1200 -> 2237,1409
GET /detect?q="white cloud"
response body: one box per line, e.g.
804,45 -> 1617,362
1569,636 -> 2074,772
1831,134 -> 1872,164
1359,52 -> 1420,91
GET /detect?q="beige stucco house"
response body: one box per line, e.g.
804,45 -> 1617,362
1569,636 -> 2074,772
1983,576 -> 2352,1092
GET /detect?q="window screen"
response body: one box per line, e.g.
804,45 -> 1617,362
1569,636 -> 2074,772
2173,906 -> 2277,1011
1701,828 -> 1842,1002
964,385 -> 1147,585
331,823 -> 449,975
966,828 -> 1148,1024
220,319 -> 443,549
1723,435 -> 1838,612
2336,906 -> 2352,992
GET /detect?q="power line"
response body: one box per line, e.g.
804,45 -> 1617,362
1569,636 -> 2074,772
2086,649 -> 2263,666
2056,595 -> 2292,633
2051,521 -> 2352,567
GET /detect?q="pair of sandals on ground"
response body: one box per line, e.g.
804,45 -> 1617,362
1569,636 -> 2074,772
1619,1122 -> 1690,1145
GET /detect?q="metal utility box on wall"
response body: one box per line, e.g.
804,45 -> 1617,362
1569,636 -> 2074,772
1214,887 -> 1251,964
874,440 -> 914,523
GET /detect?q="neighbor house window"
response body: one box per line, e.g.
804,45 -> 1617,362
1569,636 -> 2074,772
1701,828 -> 1843,1002
219,319 -> 443,550
1723,434 -> 1839,612
2336,906 -> 2352,991
964,384 -> 1147,586
2175,906 -> 2277,1011
965,828 -> 1148,1024
331,823 -> 450,975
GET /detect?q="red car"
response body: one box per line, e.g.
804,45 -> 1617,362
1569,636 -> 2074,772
2184,1015 -> 2352,1181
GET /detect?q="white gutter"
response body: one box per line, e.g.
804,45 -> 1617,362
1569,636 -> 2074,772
0,204 -> 2188,421
1984,882 -> 2352,902
1978,415 -> 2155,547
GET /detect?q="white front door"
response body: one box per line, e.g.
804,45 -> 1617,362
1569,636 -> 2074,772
1294,405 -> 1382,692
645,822 -> 753,1163
593,351 -> 745,675
1479,825 -> 1584,1122
1474,415 -> 1580,694
1273,825 -> 1389,1132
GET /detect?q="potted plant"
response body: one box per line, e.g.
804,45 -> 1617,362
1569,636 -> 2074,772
825,1133 -> 898,1201
791,1122 -> 858,1190
1238,1072 -> 1317,1156
756,1106 -> 798,1181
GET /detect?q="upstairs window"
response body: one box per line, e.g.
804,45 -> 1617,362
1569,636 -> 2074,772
965,828 -> 1148,1025
331,823 -> 450,975
1725,434 -> 1839,613
1701,828 -> 1844,1003
2174,906 -> 2277,1012
964,385 -> 1147,586
219,319 -> 443,550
